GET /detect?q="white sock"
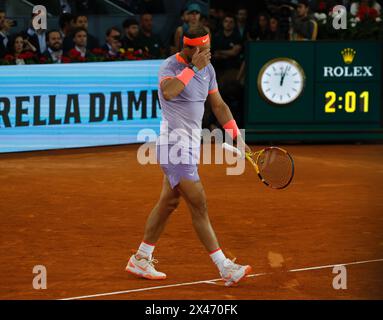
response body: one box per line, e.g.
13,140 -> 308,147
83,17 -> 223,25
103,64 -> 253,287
209,248 -> 226,271
136,241 -> 155,259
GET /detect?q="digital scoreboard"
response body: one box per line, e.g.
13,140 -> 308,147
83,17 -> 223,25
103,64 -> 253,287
245,41 -> 383,141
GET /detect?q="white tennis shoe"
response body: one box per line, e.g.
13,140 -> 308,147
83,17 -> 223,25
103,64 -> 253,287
126,254 -> 166,280
219,258 -> 252,286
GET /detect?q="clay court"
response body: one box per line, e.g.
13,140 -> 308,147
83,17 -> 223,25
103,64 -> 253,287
0,143 -> 383,300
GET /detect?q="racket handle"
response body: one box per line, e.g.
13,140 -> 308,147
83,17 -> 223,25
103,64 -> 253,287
222,142 -> 243,158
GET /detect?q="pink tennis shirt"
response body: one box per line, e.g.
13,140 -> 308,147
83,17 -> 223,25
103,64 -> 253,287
157,53 -> 218,160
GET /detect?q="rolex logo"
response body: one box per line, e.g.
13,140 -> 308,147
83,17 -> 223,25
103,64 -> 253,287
341,48 -> 356,64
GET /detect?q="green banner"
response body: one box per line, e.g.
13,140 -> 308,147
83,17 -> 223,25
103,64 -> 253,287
245,41 -> 383,141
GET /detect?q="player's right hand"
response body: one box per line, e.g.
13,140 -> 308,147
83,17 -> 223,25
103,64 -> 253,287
191,47 -> 211,71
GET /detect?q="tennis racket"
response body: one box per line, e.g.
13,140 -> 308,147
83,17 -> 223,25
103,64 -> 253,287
222,143 -> 294,189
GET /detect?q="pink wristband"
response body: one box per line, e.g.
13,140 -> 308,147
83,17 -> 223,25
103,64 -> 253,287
176,67 -> 195,86
223,119 -> 240,139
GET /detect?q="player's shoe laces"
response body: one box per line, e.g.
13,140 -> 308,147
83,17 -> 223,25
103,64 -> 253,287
219,258 -> 252,286
125,254 -> 166,280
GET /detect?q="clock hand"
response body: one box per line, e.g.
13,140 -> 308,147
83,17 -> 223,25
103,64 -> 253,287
281,66 -> 288,86
279,70 -> 284,86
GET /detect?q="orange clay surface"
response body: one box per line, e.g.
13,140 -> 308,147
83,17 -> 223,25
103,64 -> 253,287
0,143 -> 383,300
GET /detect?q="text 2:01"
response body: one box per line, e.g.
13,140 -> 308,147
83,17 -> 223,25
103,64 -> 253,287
325,91 -> 369,113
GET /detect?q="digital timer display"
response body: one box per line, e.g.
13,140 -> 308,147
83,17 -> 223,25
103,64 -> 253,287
324,91 -> 369,113
315,83 -> 379,123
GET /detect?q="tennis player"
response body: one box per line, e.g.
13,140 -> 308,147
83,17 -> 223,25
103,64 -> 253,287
126,26 -> 252,286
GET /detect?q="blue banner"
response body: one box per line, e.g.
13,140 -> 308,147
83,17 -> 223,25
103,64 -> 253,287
0,60 -> 163,153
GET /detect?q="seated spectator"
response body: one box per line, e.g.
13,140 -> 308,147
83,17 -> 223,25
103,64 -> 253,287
350,0 -> 381,20
5,33 -> 38,65
41,30 -> 63,63
58,12 -> 73,39
23,12 -> 47,54
65,27 -> 94,60
276,3 -> 294,39
170,8 -> 189,54
138,12 -> 164,58
267,16 -> 285,40
103,26 -> 123,58
122,18 -> 143,51
72,14 -> 99,49
174,3 -> 210,53
235,6 -> 250,43
207,6 -> 222,35
63,14 -> 99,52
0,9 -> 13,58
212,14 -> 242,75
290,0 -> 318,40
248,12 -> 270,41
211,14 -> 243,126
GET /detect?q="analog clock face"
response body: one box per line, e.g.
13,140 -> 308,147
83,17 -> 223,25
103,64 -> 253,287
258,58 -> 305,105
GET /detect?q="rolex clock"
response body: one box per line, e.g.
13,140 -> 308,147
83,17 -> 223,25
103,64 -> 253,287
257,58 -> 305,105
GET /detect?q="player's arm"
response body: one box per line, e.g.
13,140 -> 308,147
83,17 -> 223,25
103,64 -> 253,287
207,90 -> 250,151
160,48 -> 211,101
208,90 -> 234,128
160,75 -> 188,100
160,77 -> 186,101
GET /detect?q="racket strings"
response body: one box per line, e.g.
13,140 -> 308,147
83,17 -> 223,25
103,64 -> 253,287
256,149 -> 293,189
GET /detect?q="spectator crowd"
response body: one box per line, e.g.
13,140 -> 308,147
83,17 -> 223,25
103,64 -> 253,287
0,1 -> 382,66
0,9 -> 165,65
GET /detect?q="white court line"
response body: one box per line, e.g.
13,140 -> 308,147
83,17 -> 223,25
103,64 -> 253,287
288,258 -> 383,273
60,258 -> 383,300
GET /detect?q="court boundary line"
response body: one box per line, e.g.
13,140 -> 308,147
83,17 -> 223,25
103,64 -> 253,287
60,258 -> 383,300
